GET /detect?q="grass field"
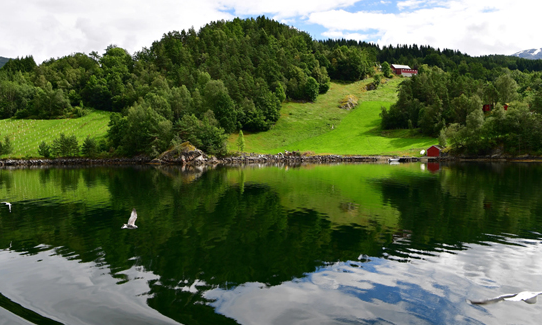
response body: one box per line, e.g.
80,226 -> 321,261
0,110 -> 111,158
228,77 -> 437,156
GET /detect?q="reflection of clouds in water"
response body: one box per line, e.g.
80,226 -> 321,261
205,239 -> 542,325
205,260 -> 476,324
174,279 -> 208,293
0,247 -> 178,325
433,237 -> 542,289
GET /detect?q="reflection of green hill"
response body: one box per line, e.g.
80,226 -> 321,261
0,167 -> 110,204
378,163 -> 542,251
225,164 -> 421,231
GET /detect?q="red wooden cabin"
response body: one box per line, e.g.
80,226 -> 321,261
390,64 -> 418,77
427,145 -> 442,157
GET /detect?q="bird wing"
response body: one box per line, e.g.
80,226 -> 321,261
504,291 -> 542,303
469,293 -> 518,305
127,209 -> 137,226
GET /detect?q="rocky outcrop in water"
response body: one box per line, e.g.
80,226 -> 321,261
149,142 -> 217,165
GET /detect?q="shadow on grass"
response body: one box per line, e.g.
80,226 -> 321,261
388,137 -> 436,148
330,79 -> 364,85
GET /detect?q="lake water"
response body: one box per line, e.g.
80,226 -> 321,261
1,162 -> 542,325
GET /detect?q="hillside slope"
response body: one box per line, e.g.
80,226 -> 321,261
0,110 -> 111,158
228,77 -> 436,156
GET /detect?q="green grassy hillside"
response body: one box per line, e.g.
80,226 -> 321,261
228,77 -> 437,155
0,110 -> 111,158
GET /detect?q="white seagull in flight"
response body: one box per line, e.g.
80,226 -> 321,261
1,202 -> 11,212
469,291 -> 542,305
122,208 -> 138,229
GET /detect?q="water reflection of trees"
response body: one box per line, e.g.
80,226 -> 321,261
1,165 -> 396,325
0,169 -> 13,189
378,163 -> 542,260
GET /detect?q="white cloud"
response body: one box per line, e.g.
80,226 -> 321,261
322,31 -> 375,41
0,0 -> 363,63
0,0 -> 538,62
219,0 -> 359,19
308,0 -> 539,56
397,0 -> 426,10
0,0 -> 234,63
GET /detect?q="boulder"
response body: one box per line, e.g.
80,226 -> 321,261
339,95 -> 359,110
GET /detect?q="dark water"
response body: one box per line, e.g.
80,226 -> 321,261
1,163 -> 542,325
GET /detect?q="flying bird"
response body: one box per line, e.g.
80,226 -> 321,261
122,208 -> 138,229
1,202 -> 11,212
469,291 -> 542,305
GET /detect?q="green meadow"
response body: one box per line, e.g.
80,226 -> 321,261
228,77 -> 437,156
0,110 -> 111,158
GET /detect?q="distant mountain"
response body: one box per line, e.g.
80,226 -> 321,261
512,48 -> 542,60
0,56 -> 10,68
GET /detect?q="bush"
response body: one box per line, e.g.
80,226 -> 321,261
38,141 -> 51,158
98,139 -> 108,153
0,135 -> 13,156
81,136 -> 98,157
373,74 -> 381,89
175,112 -> 228,156
51,133 -> 79,157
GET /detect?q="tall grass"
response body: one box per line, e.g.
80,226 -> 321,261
0,110 -> 111,158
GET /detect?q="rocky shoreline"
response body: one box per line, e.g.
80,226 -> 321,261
2,152 -> 542,168
0,157 -> 152,167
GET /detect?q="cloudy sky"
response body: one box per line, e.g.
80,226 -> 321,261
1,0 -> 537,63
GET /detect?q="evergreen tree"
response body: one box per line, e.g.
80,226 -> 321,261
237,130 -> 245,152
38,141 -> 51,158
81,136 -> 98,157
0,135 -> 13,156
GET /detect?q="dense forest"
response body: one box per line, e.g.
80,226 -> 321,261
1,16 -> 542,157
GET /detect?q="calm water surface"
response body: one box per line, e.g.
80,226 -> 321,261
1,163 -> 542,324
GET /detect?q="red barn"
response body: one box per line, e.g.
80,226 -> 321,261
391,64 -> 418,77
427,145 -> 442,157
